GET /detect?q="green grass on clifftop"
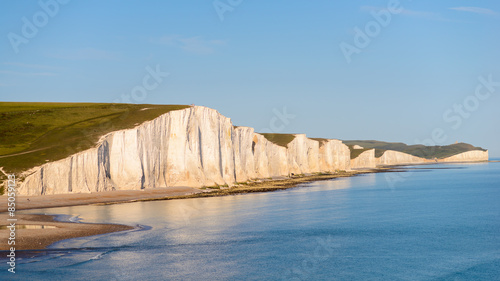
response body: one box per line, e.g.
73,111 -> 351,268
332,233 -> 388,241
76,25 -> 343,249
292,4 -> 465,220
260,133 -> 296,148
0,102 -> 189,175
343,140 -> 486,159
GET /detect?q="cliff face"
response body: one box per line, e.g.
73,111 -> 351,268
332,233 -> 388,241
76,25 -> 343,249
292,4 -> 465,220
12,106 -> 490,196
376,150 -> 427,166
20,143 -> 112,195
375,150 -> 488,166
17,106 -> 351,196
285,135 -> 351,174
287,134 -> 319,175
350,149 -> 376,169
318,139 -> 351,172
438,150 -> 488,163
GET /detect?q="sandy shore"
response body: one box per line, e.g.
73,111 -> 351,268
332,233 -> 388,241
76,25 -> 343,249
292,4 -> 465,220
151,170 -> 372,200
0,187 -> 201,250
0,213 -> 133,250
0,170 -> 383,251
0,186 -> 203,213
0,172 -> 379,213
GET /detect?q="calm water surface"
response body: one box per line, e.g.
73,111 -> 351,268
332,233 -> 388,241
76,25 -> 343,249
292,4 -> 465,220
3,161 -> 500,280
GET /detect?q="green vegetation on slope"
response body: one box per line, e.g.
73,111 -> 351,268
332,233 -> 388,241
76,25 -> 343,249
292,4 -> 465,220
374,149 -> 386,158
260,133 -> 296,148
346,145 -> 372,159
343,140 -> 486,159
0,102 -> 189,175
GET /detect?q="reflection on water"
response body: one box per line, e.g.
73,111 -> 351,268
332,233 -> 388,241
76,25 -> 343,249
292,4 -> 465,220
10,162 -> 500,280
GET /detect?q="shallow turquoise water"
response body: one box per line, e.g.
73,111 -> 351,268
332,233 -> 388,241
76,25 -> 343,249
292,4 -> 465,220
2,161 -> 500,280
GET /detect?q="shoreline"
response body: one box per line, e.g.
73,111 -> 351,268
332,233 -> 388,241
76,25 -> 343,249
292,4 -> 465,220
1,161 -> 493,213
1,170 -> 391,213
0,170 -> 380,251
0,213 -> 134,251
127,170 -> 382,202
1,161 -> 494,251
0,186 -> 203,213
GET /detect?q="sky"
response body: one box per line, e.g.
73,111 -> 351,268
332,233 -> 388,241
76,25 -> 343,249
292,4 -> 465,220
1,0 -> 499,157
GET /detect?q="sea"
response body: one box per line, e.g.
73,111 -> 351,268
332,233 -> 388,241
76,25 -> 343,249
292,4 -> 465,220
2,160 -> 499,280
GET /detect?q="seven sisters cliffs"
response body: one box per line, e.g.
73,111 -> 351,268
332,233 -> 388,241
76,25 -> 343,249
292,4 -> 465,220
0,104 -> 487,197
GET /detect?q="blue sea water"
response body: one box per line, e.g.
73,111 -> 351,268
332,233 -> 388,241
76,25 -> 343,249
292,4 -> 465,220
2,161 -> 500,280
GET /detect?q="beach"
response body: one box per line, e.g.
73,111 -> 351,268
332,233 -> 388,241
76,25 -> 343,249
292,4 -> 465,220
0,170 -> 377,251
0,213 -> 134,250
0,186 -> 203,213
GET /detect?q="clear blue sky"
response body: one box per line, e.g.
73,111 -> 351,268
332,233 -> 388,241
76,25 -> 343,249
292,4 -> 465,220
1,0 -> 499,157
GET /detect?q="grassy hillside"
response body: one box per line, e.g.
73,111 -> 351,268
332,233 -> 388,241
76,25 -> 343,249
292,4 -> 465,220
0,102 -> 189,175
343,140 -> 486,159
260,133 -> 296,148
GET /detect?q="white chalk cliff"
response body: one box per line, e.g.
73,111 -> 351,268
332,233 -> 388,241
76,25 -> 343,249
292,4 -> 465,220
374,150 -> 489,166
350,149 -> 376,169
12,106 -> 489,196
17,106 -> 352,196
438,150 -> 489,163
376,150 -> 428,166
